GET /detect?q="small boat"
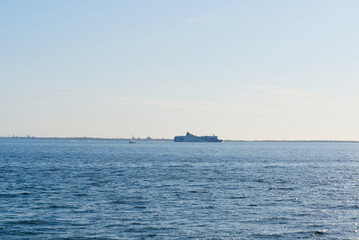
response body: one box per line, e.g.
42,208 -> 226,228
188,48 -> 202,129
129,136 -> 136,144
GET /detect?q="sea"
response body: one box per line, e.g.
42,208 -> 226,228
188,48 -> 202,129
1,139 -> 359,239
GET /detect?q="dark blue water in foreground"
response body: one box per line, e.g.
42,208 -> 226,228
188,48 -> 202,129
1,139 -> 359,239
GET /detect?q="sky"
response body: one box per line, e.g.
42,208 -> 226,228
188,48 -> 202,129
1,0 -> 359,140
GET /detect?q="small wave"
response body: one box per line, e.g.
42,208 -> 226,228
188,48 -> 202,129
48,204 -> 70,209
295,212 -> 312,217
74,193 -> 88,196
73,209 -> 95,214
131,222 -> 142,225
269,187 -> 295,191
0,193 -> 17,198
88,182 -> 101,187
5,219 -> 53,226
48,168 -> 59,172
134,206 -> 146,209
111,200 -> 126,204
264,165 -> 284,169
143,226 -> 161,231
124,228 -> 136,233
124,226 -> 161,233
250,233 -> 284,238
255,179 -> 266,182
231,196 -> 247,199
313,229 -> 328,235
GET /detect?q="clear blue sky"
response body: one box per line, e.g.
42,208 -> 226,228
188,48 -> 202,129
1,0 -> 359,140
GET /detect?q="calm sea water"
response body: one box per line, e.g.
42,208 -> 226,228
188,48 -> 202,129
1,139 -> 359,239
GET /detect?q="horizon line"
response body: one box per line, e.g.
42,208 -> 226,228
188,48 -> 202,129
1,136 -> 359,143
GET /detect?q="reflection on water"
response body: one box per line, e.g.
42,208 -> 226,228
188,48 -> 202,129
0,139 -> 359,239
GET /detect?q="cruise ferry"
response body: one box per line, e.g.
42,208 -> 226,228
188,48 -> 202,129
174,132 -> 223,142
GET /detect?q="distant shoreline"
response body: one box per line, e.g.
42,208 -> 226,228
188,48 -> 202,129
1,137 -> 359,143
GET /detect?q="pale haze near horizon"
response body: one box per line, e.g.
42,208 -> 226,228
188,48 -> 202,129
1,0 -> 359,140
